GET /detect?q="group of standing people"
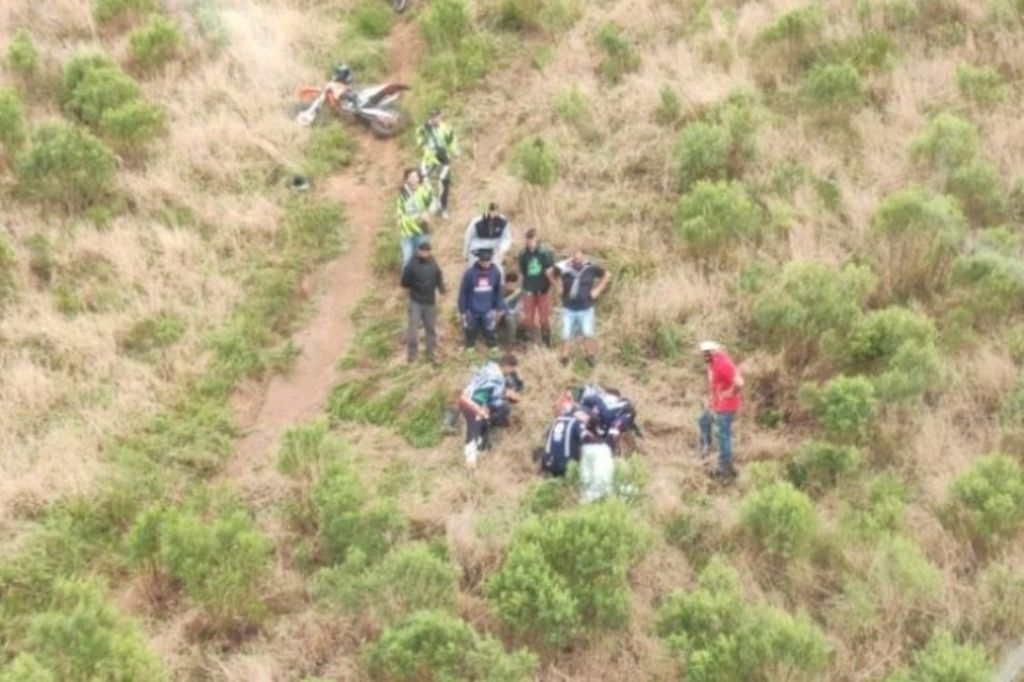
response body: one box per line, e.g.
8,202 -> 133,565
391,109 -> 743,482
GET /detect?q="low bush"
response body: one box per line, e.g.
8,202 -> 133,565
826,31 -> 897,74
956,63 -> 1007,108
752,260 -> 876,364
884,630 -> 992,682
885,0 -> 920,29
313,460 -> 407,565
801,374 -> 879,444
65,63 -> 139,126
848,307 -> 937,368
99,99 -> 167,151
352,0 -> 393,39
367,610 -> 538,682
487,0 -> 582,33
753,5 -> 824,74
674,179 -> 761,262
869,534 -> 943,613
485,501 -> 649,646
510,135 -> 558,188
6,30 -> 38,78
16,122 -> 116,209
654,84 -> 682,126
971,562 -> 1024,641
118,312 -> 186,356
0,655 -> 54,682
128,16 -> 184,72
786,441 -> 862,494
870,187 -> 966,301
314,542 -> 458,623
418,0 -> 472,51
739,481 -> 818,559
281,196 -> 346,259
909,112 -> 978,174
952,229 -> 1024,322
676,121 -> 731,188
126,504 -> 273,627
0,87 -> 26,157
944,453 -> 1024,548
800,62 -> 865,116
657,557 -> 831,682
20,579 -> 163,681
663,500 -> 724,569
93,0 -> 155,26
842,474 -> 911,539
551,85 -> 598,141
304,125 -> 357,180
0,235 -> 18,309
595,22 -> 640,84
946,160 -> 1008,226
276,420 -> 347,482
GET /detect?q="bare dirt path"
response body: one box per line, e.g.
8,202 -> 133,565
225,21 -> 421,486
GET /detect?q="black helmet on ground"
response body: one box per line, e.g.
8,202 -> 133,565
332,64 -> 353,84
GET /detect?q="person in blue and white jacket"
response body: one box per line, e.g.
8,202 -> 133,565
457,355 -> 522,468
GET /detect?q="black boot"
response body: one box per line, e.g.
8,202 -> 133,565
541,328 -> 551,347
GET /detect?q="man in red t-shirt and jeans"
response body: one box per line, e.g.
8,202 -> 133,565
698,340 -> 743,482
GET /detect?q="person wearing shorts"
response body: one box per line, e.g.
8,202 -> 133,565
548,248 -> 611,367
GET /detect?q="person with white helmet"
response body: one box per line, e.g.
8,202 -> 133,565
698,340 -> 743,482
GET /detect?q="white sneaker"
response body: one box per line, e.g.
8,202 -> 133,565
441,210 -> 450,221
464,441 -> 479,468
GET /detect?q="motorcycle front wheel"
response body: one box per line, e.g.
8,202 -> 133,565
368,110 -> 407,138
391,0 -> 408,12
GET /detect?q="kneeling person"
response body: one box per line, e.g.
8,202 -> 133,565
539,409 -> 596,477
457,355 -> 521,468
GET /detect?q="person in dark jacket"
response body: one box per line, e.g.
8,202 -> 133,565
516,228 -> 555,346
457,248 -> 506,356
537,409 -> 598,477
400,241 -> 445,362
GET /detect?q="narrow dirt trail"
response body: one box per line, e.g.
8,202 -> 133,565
225,21 -> 421,486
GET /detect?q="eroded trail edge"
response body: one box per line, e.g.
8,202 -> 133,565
226,22 -> 420,485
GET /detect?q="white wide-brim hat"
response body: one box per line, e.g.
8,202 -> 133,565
698,340 -> 722,352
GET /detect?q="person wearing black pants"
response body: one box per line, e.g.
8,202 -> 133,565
457,249 -> 506,357
400,240 -> 445,362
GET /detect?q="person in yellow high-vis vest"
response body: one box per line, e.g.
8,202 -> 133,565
396,167 -> 434,268
417,108 -> 459,219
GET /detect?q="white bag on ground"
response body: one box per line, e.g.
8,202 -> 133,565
580,443 -> 614,503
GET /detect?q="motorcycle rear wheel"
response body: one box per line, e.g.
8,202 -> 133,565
369,110 -> 407,138
392,0 -> 408,12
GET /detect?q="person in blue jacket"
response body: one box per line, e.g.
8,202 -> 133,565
537,408 -> 598,477
457,248 -> 506,356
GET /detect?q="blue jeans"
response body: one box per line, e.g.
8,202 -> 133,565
400,233 -> 429,268
561,307 -> 596,340
699,409 -> 735,472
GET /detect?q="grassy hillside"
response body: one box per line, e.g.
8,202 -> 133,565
3,0 -> 1024,680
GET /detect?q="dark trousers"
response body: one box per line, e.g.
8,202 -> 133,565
461,403 -> 511,447
464,312 -> 497,349
407,301 -> 437,360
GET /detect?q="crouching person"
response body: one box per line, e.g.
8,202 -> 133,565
538,409 -> 596,477
457,354 -> 521,468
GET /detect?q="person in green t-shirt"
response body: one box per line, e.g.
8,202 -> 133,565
516,228 -> 555,346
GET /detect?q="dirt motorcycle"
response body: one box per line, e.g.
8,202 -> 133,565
295,82 -> 409,138
391,0 -> 408,12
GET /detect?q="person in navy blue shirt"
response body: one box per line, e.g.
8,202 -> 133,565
458,248 -> 506,356
538,409 -> 598,476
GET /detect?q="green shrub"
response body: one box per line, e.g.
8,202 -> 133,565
192,0 -> 229,53
486,501 -> 648,645
739,481 -> 818,559
313,461 -> 407,565
0,655 -> 55,682
944,453 -> 1024,547
26,233 -> 54,286
884,0 -> 920,28
663,500 -> 724,569
276,420 -> 347,481
65,63 -> 140,126
22,580 -> 163,681
118,312 -> 186,356
952,228 -> 1024,322
0,87 -> 26,157
595,22 -> 640,84
0,235 -> 18,309
418,0 -> 472,51
657,556 -> 831,682
314,542 -> 458,622
510,135 -> 558,188
801,374 -> 879,444
303,125 -> 357,180
956,63 -> 1007,108
99,99 -> 167,151
488,0 -> 581,32
674,179 -> 761,261
282,196 -> 346,259
842,474 -> 911,539
800,62 -> 865,115
16,122 -> 116,209
716,89 -> 761,165
752,260 -> 876,363
6,30 -> 38,78
367,610 -> 538,682
129,16 -> 184,72
676,121 -> 731,188
654,84 -> 682,126
909,113 -> 979,174
972,562 -> 1024,641
848,307 -> 936,367
885,631 -> 992,682
870,187 -> 966,301
827,31 -> 898,74
786,440 -> 862,494
754,5 -> 824,73
126,504 -> 273,627
93,0 -> 155,25
946,161 -> 1008,226
351,0 -> 393,39
551,85 -> 598,140
870,534 -> 943,608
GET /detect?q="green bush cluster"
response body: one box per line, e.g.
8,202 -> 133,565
126,503 -> 273,627
0,236 -> 18,309
6,30 -> 38,78
952,228 -> 1024,322
946,161 -> 1008,226
485,501 -> 648,647
352,0 -> 394,39
367,610 -> 538,682
657,557 -> 831,682
799,62 -> 865,116
909,113 -> 978,174
15,122 -> 116,209
870,187 -> 966,301
675,90 -> 761,188
129,16 -> 184,72
595,22 -> 640,84
824,31 -> 897,74
62,53 -> 166,152
93,0 -> 155,26
739,481 -> 818,559
118,312 -> 186,357
654,84 -> 682,126
510,135 -> 559,188
551,85 -> 598,141
418,0 -> 493,92
281,196 -> 347,258
487,0 -> 582,33
884,630 -> 992,682
752,260 -> 876,364
848,306 -> 941,402
754,5 -> 824,74
304,121 -> 358,180
786,440 -> 862,494
944,453 -> 1024,548
674,179 -> 761,261
0,87 -> 27,158
956,63 -> 1007,107
314,542 -> 458,623
801,374 -> 879,444
841,474 -> 911,539
7,579 -> 164,681
971,562 -> 1024,641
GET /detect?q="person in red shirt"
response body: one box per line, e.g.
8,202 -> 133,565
698,340 -> 743,482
